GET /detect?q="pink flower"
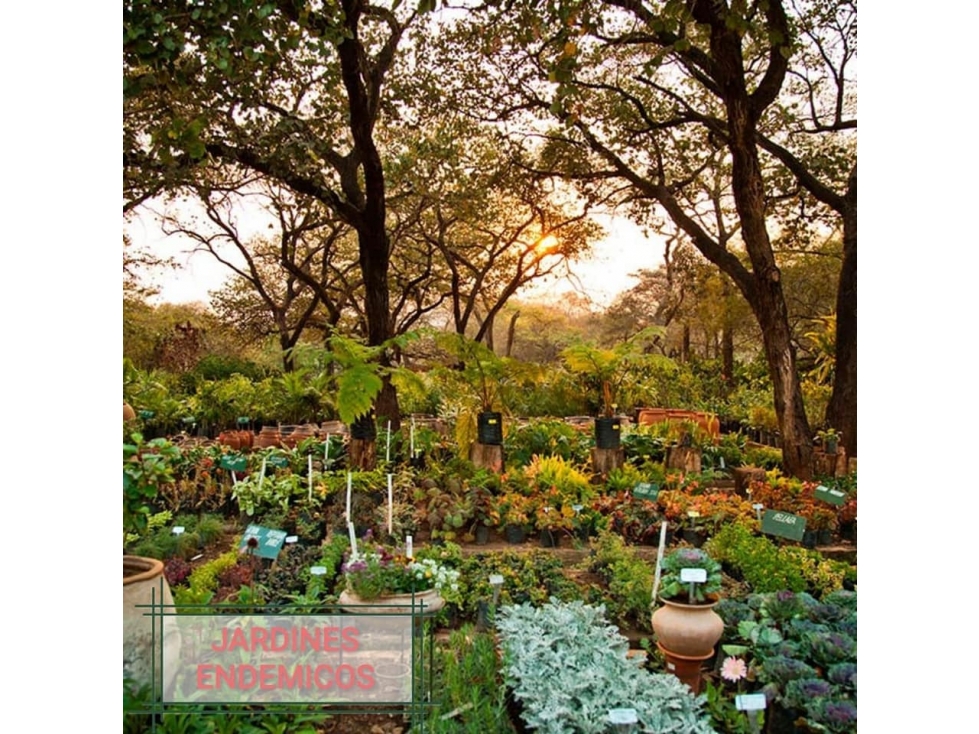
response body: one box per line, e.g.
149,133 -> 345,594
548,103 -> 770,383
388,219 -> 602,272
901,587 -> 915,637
721,657 -> 748,683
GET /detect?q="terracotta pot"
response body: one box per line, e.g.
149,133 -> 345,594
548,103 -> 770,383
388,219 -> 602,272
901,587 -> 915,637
123,556 -> 182,693
123,402 -> 136,422
256,426 -> 281,448
656,642 -> 712,694
651,596 -> 724,658
338,588 -> 444,616
238,430 -> 254,450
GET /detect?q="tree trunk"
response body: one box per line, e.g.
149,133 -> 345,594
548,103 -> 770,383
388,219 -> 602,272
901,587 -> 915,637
721,326 -> 734,392
505,311 -> 520,358
682,324 -> 690,362
826,164 -> 857,457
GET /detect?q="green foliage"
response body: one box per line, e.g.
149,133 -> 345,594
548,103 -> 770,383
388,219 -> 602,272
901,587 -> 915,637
429,627 -> 517,733
496,599 -> 715,733
505,419 -> 592,467
123,432 -> 181,536
705,523 -> 853,597
657,546 -> 723,603
582,531 -> 655,631
457,550 -> 581,619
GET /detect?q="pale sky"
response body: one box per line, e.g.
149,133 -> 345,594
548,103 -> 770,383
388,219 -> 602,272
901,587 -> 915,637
126,206 -> 665,310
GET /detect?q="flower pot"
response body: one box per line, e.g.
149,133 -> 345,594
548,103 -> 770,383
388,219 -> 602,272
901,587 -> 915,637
504,524 -> 527,544
124,402 -> 136,422
682,528 -> 707,548
475,525 -> 490,545
656,642 -> 712,694
802,530 -> 817,549
338,588 -> 444,616
477,411 -> 503,445
539,529 -> 560,548
124,556 -> 182,694
818,529 -> 834,546
256,426 -> 281,448
651,596 -> 724,658
594,417 -> 621,449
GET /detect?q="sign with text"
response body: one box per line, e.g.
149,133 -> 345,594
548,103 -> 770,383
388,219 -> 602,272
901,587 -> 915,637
735,694 -> 767,711
220,455 -> 248,472
240,525 -> 288,560
632,482 -> 660,501
680,568 -> 707,583
814,484 -> 848,506
164,614 -> 413,704
268,455 -> 291,469
761,510 -> 806,542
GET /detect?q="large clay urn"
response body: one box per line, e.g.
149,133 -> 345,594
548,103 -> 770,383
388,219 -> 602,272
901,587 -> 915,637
123,556 -> 182,693
651,595 -> 725,658
123,402 -> 136,422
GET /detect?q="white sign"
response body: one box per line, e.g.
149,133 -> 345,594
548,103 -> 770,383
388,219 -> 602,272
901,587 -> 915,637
608,708 -> 638,725
285,535 -> 299,544
680,568 -> 707,583
489,574 -> 504,586
172,526 -> 185,535
736,694 -> 767,711
309,566 -> 327,576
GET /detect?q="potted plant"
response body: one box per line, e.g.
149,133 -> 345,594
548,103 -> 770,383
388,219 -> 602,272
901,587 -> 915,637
651,547 -> 725,692
338,539 -> 461,615
816,428 -> 841,454
433,332 -> 509,446
491,490 -> 532,544
123,431 -> 184,693
560,326 -> 665,449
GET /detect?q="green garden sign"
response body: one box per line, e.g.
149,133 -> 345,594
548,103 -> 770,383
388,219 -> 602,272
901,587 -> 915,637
267,455 -> 290,469
239,524 -> 287,560
138,410 -> 155,420
761,510 -> 806,542
219,455 -> 248,472
633,482 -> 660,501
814,484 -> 848,506
236,416 -> 251,425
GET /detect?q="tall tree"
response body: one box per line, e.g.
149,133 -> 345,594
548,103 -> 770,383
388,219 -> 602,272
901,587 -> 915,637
439,0 -> 853,476
124,0 -> 436,426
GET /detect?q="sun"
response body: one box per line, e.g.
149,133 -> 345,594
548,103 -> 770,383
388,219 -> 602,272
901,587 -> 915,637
534,234 -> 559,254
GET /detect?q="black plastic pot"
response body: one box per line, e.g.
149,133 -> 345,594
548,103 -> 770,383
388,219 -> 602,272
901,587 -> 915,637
477,411 -> 503,445
504,524 -> 527,544
475,525 -> 490,545
349,412 -> 377,440
594,417 -> 621,449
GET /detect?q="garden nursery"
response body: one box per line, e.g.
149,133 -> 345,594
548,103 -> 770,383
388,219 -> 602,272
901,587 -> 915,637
123,335 -> 857,734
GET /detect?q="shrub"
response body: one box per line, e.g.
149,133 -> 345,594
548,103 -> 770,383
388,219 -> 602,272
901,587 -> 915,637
496,599 -> 715,734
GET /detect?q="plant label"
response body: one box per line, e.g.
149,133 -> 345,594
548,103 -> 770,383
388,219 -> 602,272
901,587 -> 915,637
735,694 -> 767,712
687,510 -> 701,518
237,416 -> 250,425
285,535 -> 298,544
240,524 -> 287,559
752,503 -> 764,511
633,482 -> 660,501
814,484 -> 848,506
310,566 -> 327,576
268,455 -> 290,469
680,568 -> 707,583
182,416 -> 197,425
572,504 -> 583,513
607,709 -> 638,725
172,526 -> 185,535
138,410 -> 155,420
761,510 -> 806,542
489,574 -> 504,586
219,455 -> 248,472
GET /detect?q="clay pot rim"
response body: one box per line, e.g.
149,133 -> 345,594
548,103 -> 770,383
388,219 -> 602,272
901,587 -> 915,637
657,593 -> 721,609
123,555 -> 164,585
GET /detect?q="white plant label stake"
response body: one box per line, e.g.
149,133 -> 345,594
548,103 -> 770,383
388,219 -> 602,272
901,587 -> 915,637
608,708 -> 638,732
172,526 -> 185,536
307,454 -> 314,502
651,521 -> 668,605
410,417 -> 415,457
324,433 -> 330,465
347,521 -> 358,560
387,473 -> 394,535
680,567 -> 707,601
736,693 -> 766,734
385,420 -> 392,462
753,503 -> 764,523
405,535 -> 413,559
489,574 -> 504,607
285,535 -> 298,544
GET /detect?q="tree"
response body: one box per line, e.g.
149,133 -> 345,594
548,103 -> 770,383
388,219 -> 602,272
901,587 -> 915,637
156,178 -> 360,370
439,0 -> 854,476
125,0 -> 439,427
